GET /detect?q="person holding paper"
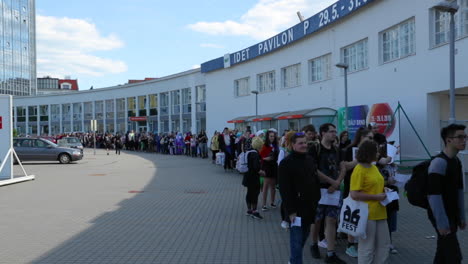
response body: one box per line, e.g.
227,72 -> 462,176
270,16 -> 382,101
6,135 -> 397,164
309,123 -> 346,263
350,140 -> 389,264
279,132 -> 321,264
374,133 -> 400,254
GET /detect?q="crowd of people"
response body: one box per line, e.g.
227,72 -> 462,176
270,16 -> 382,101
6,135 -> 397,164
48,121 -> 466,264
224,122 -> 466,264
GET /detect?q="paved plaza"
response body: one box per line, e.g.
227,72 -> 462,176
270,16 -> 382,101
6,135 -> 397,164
0,149 -> 467,264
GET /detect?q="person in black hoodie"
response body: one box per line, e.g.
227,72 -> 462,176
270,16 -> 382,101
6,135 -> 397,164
279,132 -> 321,264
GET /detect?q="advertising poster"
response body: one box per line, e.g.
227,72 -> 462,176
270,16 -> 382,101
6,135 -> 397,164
338,105 -> 369,140
338,102 -> 400,162
0,95 -> 12,180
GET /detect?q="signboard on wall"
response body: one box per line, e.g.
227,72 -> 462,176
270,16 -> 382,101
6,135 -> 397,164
337,105 -> 369,139
0,95 -> 13,180
201,0 -> 378,73
338,103 -> 398,140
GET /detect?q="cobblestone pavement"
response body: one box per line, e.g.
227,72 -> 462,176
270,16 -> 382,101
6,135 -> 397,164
0,149 -> 467,264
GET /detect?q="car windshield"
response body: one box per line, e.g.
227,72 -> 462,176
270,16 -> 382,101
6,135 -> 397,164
41,139 -> 58,147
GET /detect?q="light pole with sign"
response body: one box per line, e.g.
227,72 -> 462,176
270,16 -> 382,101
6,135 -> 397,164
433,1 -> 459,124
251,90 -> 259,131
336,63 -> 349,131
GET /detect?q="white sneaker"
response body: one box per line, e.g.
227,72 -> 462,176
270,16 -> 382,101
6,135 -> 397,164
389,245 -> 398,254
281,221 -> 289,229
318,239 -> 328,249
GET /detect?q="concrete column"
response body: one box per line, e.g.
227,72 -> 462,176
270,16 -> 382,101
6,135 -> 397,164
114,98 -> 117,134
48,104 -> 51,136
168,92 -> 172,133
146,94 -> 150,132
36,105 -> 40,136
59,104 -> 63,134
81,102 -> 85,133
70,103 -> 74,133
191,86 -> 197,134
25,106 -> 29,135
124,97 -> 128,132
103,100 -> 107,133
157,94 -> 161,134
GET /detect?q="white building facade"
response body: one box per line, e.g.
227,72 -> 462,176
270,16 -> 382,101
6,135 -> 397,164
12,0 -> 468,159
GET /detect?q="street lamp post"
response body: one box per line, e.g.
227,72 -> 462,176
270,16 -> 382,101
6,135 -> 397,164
251,90 -> 259,131
433,1 -> 459,124
336,63 -> 349,131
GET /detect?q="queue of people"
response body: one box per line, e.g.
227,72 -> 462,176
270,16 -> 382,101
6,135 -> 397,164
239,123 -> 466,264
48,122 -> 466,264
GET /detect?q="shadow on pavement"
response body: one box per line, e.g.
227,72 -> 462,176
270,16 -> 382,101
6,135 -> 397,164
29,151 -> 291,264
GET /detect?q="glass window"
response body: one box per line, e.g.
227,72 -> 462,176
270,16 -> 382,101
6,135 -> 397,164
84,102 -> 92,120
138,95 -> 146,110
35,140 -> 48,148
282,64 -> 301,88
309,54 -> 331,83
73,103 -> 82,121
160,93 -> 169,115
234,77 -> 250,96
149,94 -> 158,108
28,106 -> 37,122
381,18 -> 415,63
106,100 -> 114,119
17,107 -> 26,122
116,98 -> 125,119
196,85 -> 206,112
257,71 -> 276,93
171,90 -> 180,115
182,88 -> 191,113
341,39 -> 368,73
62,104 -> 71,121
95,101 -> 103,120
51,104 -> 60,122
127,97 -> 136,117
433,0 -> 468,46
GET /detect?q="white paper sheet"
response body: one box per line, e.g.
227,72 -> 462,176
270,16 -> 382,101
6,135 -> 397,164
352,147 -> 358,161
380,191 -> 399,206
387,144 -> 398,164
319,188 -> 341,206
291,216 -> 301,227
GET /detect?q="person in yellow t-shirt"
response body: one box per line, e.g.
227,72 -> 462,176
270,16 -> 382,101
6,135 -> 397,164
350,140 -> 390,264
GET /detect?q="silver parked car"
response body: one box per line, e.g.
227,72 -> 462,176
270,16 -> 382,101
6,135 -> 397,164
13,138 -> 83,164
57,137 -> 84,153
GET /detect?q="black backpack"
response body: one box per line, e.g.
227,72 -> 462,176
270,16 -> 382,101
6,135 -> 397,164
405,153 -> 446,209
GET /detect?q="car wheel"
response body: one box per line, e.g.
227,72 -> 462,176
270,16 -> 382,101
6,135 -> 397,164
59,153 -> 71,164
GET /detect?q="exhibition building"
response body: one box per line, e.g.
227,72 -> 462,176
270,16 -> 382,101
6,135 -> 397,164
12,0 -> 468,160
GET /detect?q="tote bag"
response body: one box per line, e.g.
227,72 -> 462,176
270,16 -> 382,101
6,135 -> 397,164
337,197 -> 369,239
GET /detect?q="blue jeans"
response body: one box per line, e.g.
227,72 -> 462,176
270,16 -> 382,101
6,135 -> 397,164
289,224 -> 311,264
